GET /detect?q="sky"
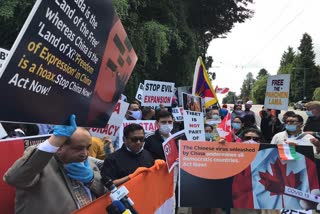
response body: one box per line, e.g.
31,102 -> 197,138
207,0 -> 320,101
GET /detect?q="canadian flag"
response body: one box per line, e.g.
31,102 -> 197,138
216,113 -> 233,142
215,86 -> 230,94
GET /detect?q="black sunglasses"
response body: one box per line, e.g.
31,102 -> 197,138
243,136 -> 260,141
128,137 -> 145,143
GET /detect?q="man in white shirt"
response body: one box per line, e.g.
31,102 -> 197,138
271,114 -> 320,157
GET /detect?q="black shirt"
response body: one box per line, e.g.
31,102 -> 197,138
101,146 -> 154,181
144,130 -> 165,160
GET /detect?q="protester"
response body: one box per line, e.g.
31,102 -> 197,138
3,115 -> 105,214
271,114 -> 320,157
280,111 -> 295,129
88,137 -> 107,160
125,102 -> 142,120
205,124 -> 214,141
219,104 -> 229,119
144,110 -> 174,160
242,100 -> 257,128
231,104 -> 243,120
303,101 -> 320,140
142,106 -> 156,120
101,123 -> 154,186
242,128 -> 264,144
260,109 -> 282,143
231,116 -> 245,142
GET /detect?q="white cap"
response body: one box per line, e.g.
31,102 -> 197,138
246,100 -> 253,105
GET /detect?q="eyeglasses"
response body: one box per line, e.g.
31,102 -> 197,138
243,136 -> 260,141
128,137 -> 145,143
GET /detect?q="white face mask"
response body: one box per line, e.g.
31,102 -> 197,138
159,124 -> 173,135
129,110 -> 142,120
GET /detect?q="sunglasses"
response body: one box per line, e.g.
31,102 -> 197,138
128,137 -> 145,143
243,136 -> 260,141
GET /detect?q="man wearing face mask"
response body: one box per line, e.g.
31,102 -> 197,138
271,114 -> 320,157
144,110 -> 174,160
125,102 -> 142,120
304,101 -> 320,140
101,124 -> 154,186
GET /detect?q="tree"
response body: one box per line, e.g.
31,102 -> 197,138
256,68 -> 269,80
313,87 -> 320,101
240,72 -> 255,100
222,91 -> 238,104
277,47 -> 295,75
250,76 -> 268,104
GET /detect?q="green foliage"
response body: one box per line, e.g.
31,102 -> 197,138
111,0 -> 129,20
222,91 -> 238,104
256,68 -> 269,80
240,72 -> 255,100
313,87 -> 320,101
250,76 -> 268,104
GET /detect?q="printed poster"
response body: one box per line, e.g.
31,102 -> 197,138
0,0 -> 137,127
264,74 -> 290,110
179,141 -> 320,209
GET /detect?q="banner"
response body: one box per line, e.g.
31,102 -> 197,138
179,141 -> 320,209
89,100 -> 129,141
183,110 -> 205,141
0,0 -> 137,127
135,82 -> 144,102
74,161 -> 174,214
0,135 -> 50,214
141,80 -> 175,107
264,74 -> 290,110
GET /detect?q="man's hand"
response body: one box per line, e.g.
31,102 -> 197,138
299,189 -> 320,210
64,159 -> 94,184
53,114 -> 77,137
310,138 -> 320,153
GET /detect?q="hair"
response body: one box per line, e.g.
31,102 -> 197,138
283,111 -> 295,118
131,100 -> 140,106
123,123 -> 144,138
204,124 -> 213,131
155,110 -> 173,121
142,107 -> 153,118
306,101 -> 320,109
289,114 -> 304,123
64,127 -> 91,145
242,128 -> 264,143
232,116 -> 243,123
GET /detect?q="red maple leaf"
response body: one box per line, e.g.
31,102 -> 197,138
259,158 -> 301,196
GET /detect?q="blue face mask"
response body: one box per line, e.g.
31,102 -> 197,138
232,123 -> 241,130
285,124 -> 297,132
205,133 -> 212,141
306,110 -> 313,117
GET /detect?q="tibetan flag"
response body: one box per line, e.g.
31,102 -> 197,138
215,86 -> 230,94
192,57 -> 218,108
277,144 -> 299,160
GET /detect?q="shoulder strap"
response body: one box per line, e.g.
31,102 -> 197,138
296,133 -> 307,140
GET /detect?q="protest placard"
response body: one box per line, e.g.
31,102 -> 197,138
179,141 -> 320,209
183,110 -> 205,141
264,74 -> 290,110
89,100 -> 129,141
116,120 -> 158,150
172,107 -> 184,121
0,0 -> 137,127
0,48 -> 9,73
162,130 -> 186,172
141,80 -> 175,107
182,92 -> 204,113
177,86 -> 192,106
135,83 -> 144,102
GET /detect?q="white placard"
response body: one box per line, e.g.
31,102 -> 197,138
89,100 -> 129,142
117,120 -> 158,149
135,83 -> 144,102
0,123 -> 8,139
141,80 -> 175,107
264,74 -> 290,110
0,48 -> 9,74
172,107 -> 184,121
183,110 -> 205,141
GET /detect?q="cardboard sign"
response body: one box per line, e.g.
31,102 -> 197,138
182,92 -> 204,113
264,74 -> 290,110
116,120 -> 158,150
162,130 -> 186,172
0,0 -> 137,127
89,100 -> 129,141
172,107 -> 184,122
141,80 -> 175,107
183,110 -> 205,141
179,141 -> 320,209
0,48 -> 9,73
135,83 -> 144,102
